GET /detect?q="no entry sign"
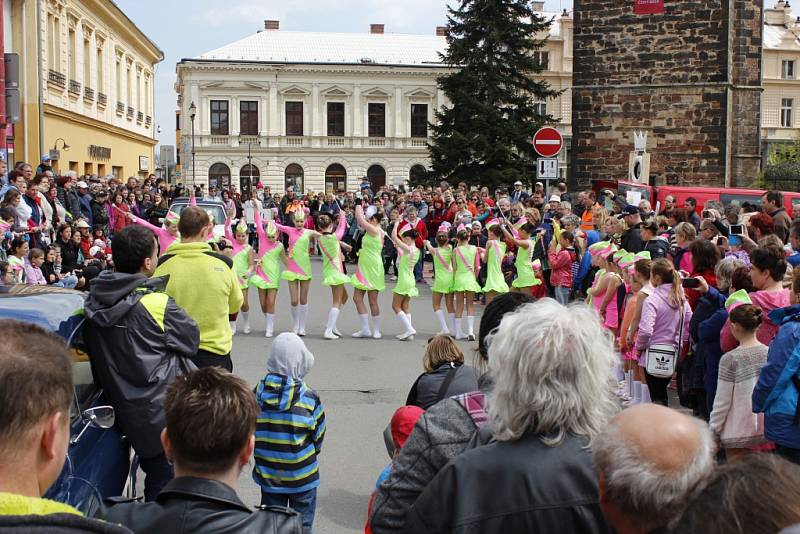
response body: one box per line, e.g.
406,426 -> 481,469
634,0 -> 664,15
532,127 -> 563,158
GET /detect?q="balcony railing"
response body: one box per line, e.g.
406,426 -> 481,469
48,70 -> 66,89
327,137 -> 345,147
98,92 -> 108,108
116,101 -> 125,115
137,112 -> 144,123
145,115 -> 152,127
239,135 -> 259,145
368,137 -> 386,147
410,138 -> 428,148
285,137 -> 304,147
68,79 -> 81,96
127,106 -> 134,119
83,86 -> 95,102
209,136 -> 230,146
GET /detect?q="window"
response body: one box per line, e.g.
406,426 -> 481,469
367,165 -> 386,190
240,101 -> 258,136
410,104 -> 428,138
239,164 -> 259,194
68,27 -> 76,80
48,15 -> 61,71
534,101 -> 547,116
409,165 -> 428,183
782,98 -> 794,128
325,164 -> 347,194
534,51 -> 549,70
210,100 -> 229,135
115,61 -> 121,99
208,162 -> 231,189
783,60 -> 795,80
83,40 -> 90,86
136,72 -> 141,110
126,65 -> 132,103
327,102 -> 345,137
285,163 -> 304,191
368,103 -> 386,137
96,48 -> 103,92
285,102 -> 303,136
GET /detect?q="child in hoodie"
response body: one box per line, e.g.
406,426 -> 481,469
254,333 -> 326,534
548,231 -> 578,305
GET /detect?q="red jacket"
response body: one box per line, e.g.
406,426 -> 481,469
407,218 -> 428,249
548,248 -> 576,288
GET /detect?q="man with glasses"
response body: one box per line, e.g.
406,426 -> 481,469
511,181 -> 529,203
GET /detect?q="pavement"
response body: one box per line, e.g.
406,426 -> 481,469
229,257 -> 483,534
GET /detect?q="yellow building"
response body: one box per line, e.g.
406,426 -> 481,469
6,0 -> 162,178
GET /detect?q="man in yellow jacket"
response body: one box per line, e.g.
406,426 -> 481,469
155,206 -> 243,372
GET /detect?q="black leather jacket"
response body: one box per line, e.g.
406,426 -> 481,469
402,432 -> 613,534
100,477 -> 302,534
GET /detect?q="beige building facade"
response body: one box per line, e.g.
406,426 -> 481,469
175,7 -> 574,193
5,0 -> 162,178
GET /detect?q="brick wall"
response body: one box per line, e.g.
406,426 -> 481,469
570,0 -> 762,188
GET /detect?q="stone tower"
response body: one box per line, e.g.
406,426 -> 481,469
570,1 -> 763,188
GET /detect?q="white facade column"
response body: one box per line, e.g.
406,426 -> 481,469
231,96 -> 240,138
353,84 -> 362,147
259,95 -> 268,137
268,81 -> 279,147
311,83 -> 321,147
200,95 -> 209,135
394,87 -> 403,140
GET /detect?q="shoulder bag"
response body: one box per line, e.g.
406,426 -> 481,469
645,303 -> 686,379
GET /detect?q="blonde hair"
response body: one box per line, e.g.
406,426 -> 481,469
423,335 -> 464,372
593,208 -> 610,231
651,258 -> 684,307
674,222 -> 697,241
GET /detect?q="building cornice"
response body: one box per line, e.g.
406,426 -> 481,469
44,104 -> 157,146
176,60 -> 455,77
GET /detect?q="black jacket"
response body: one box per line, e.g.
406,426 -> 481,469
405,363 -> 481,410
621,225 -> 644,253
100,477 -> 302,534
402,432 -> 612,534
84,272 -> 200,458
0,514 -> 131,534
644,237 -> 670,260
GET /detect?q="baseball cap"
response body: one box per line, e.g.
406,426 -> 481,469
76,220 -> 90,229
621,205 -> 640,216
41,154 -> 51,161
514,180 -> 523,186
76,181 -> 89,189
548,194 -> 561,202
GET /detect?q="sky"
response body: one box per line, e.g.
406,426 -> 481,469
114,0 -> 573,152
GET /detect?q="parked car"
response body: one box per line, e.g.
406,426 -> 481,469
0,285 -> 132,516
167,197 -> 228,239
592,179 -> 800,214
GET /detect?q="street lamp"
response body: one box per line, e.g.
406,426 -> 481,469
240,135 -> 260,197
189,101 -> 197,191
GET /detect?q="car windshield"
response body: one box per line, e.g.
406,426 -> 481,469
720,194 -> 763,208
618,183 -> 651,202
169,203 -> 227,226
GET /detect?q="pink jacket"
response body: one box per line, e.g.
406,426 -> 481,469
548,248 -> 575,288
720,289 -> 791,353
636,284 -> 693,353
23,260 -> 46,285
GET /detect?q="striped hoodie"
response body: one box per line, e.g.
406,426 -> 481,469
252,373 -> 326,494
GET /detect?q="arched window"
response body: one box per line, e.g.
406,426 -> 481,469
367,164 -> 386,191
240,164 -> 259,196
325,164 -> 347,194
285,164 -> 304,192
409,164 -> 428,184
208,162 -> 231,190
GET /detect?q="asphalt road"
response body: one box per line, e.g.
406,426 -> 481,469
229,257 -> 483,534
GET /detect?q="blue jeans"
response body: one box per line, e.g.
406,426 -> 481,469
554,286 -> 571,305
54,274 -> 79,289
414,247 -> 424,282
261,488 -> 317,534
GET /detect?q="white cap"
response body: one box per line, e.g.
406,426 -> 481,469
549,194 -> 561,202
514,181 -> 523,186
76,181 -> 89,189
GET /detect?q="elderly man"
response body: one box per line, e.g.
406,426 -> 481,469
406,189 -> 428,220
660,194 -> 677,215
510,180 -> 529,203
593,404 -> 715,534
403,299 -> 618,533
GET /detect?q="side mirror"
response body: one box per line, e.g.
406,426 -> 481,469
70,405 -> 115,445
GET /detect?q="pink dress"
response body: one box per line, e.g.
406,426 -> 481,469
591,271 -> 621,330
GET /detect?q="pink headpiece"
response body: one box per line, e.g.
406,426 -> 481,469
398,221 -> 413,236
486,218 -> 501,228
456,223 -> 467,233
437,221 -> 452,234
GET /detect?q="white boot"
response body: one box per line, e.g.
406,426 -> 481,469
298,304 -> 308,336
290,305 -> 299,334
435,309 -> 450,335
372,315 -> 382,339
324,308 -> 340,340
466,316 -> 476,341
352,314 -> 371,338
230,320 -> 237,335
242,311 -> 251,334
265,313 -> 274,338
396,311 -> 416,341
448,313 -> 456,334
454,318 -> 466,340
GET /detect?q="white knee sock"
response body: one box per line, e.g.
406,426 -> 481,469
455,318 -> 463,336
326,308 -> 340,332
397,311 -> 415,333
435,310 -> 449,333
641,384 -> 651,403
372,315 -> 382,335
633,381 -> 642,403
290,305 -> 298,332
242,311 -> 250,329
448,313 -> 456,333
265,313 -> 274,336
467,316 -> 475,336
230,320 -> 237,334
299,304 -> 309,331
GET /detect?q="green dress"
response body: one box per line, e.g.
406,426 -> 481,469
351,232 -> 386,292
282,230 -> 312,282
431,245 -> 454,294
512,240 -> 541,288
452,245 -> 482,293
251,245 -> 283,290
233,245 -> 252,290
319,233 -> 351,287
483,241 -> 510,293
393,247 -> 420,297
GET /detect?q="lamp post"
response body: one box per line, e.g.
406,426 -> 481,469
189,101 -> 197,191
240,135 -> 260,197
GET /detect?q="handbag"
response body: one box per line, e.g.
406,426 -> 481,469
645,303 -> 685,379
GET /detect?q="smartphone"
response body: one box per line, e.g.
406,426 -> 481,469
730,224 -> 744,236
681,278 -> 701,289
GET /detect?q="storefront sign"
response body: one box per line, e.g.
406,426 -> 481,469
634,0 -> 664,14
89,145 -> 112,160
139,156 -> 149,172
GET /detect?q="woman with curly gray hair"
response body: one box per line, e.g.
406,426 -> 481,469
403,299 -> 618,533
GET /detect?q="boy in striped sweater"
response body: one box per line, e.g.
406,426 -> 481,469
253,333 -> 326,534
